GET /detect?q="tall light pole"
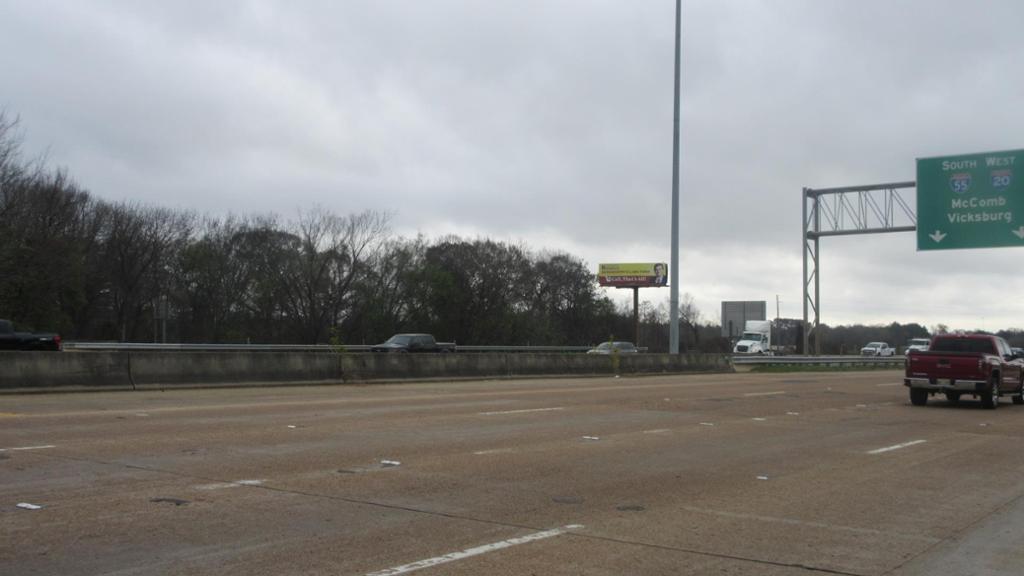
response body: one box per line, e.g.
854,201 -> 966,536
669,0 -> 681,354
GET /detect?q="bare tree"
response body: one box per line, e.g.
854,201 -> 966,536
677,293 -> 702,351
277,207 -> 390,343
174,215 -> 263,342
104,204 -> 192,341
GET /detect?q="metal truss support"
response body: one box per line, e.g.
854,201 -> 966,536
802,181 -> 916,355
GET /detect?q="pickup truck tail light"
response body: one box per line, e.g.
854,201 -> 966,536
54,334 -> 62,351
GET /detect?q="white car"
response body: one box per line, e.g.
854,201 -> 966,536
860,342 -> 895,356
905,338 -> 930,354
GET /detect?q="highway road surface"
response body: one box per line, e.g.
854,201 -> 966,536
3,371 -> 1024,575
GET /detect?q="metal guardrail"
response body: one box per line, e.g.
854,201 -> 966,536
61,344 -> 884,362
64,342 -> 370,352
731,354 -> 905,366
62,342 -> 597,353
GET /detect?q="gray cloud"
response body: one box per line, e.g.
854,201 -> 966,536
2,0 -> 1023,330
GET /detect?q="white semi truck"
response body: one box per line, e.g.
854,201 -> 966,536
732,320 -> 772,355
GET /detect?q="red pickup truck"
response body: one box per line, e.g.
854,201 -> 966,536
904,334 -> 1024,409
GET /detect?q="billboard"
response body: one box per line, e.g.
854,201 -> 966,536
721,301 -> 766,338
597,263 -> 668,288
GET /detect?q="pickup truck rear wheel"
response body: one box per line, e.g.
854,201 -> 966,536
1013,376 -> 1024,405
909,387 -> 928,406
981,375 -> 999,410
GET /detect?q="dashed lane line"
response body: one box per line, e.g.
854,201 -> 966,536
867,440 -> 927,455
194,479 -> 265,490
0,445 -> 55,452
478,407 -> 565,416
473,448 -> 516,455
364,524 -> 584,576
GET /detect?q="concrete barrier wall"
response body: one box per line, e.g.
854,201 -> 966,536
129,352 -> 344,386
0,351 -> 134,391
0,351 -> 732,392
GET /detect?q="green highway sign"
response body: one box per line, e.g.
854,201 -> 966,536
917,149 -> 1024,250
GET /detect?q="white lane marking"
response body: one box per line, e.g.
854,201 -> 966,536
752,418 -> 767,421
380,460 -> 401,467
867,440 -> 927,455
473,448 -> 515,455
876,383 -> 902,387
0,445 -> 55,452
699,422 -> 715,426
743,391 -> 786,397
195,483 -> 238,490
195,479 -> 265,490
581,436 -> 600,441
756,476 -> 769,480
16,502 -> 43,510
642,429 -> 671,434
478,407 -> 565,416
786,412 -> 800,416
364,524 -> 584,576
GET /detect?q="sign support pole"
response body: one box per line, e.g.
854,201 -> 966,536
801,182 -> 916,355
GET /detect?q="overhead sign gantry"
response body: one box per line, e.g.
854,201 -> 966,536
802,148 -> 1022,354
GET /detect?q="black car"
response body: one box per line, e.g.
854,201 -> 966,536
0,319 -> 62,351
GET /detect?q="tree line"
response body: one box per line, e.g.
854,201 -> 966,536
0,113 -> 673,347
5,112 -> 1019,352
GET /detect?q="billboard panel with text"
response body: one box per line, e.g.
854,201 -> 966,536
597,263 -> 668,287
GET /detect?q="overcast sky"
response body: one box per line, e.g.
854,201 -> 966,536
3,0 -> 1024,331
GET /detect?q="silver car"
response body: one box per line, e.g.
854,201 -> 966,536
587,341 -> 638,355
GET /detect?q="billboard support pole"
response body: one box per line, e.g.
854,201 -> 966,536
633,287 -> 640,348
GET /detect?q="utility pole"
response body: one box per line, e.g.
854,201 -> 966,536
775,294 -> 781,353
